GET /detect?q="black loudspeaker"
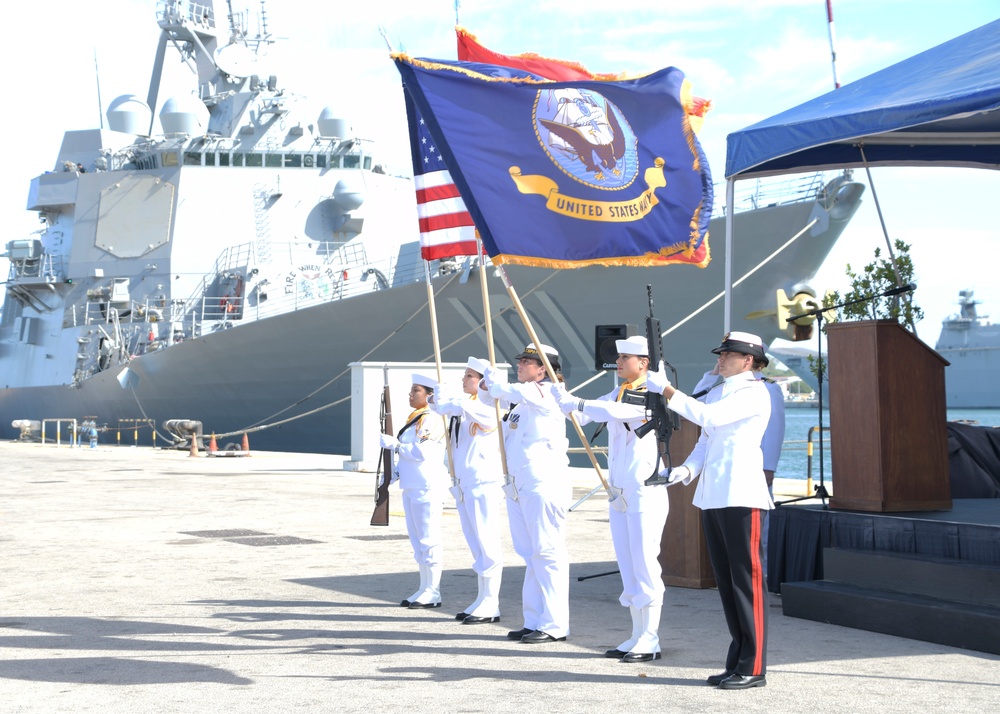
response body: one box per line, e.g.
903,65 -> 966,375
594,324 -> 640,370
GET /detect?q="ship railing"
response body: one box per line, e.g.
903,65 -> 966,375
156,0 -> 215,30
128,137 -> 379,172
715,171 -> 830,217
73,249 -> 428,345
8,252 -> 65,284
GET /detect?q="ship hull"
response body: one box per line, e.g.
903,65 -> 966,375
936,330 -> 1000,408
0,192 -> 861,453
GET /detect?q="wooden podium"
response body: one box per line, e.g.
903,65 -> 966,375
658,418 -> 715,588
826,320 -> 952,512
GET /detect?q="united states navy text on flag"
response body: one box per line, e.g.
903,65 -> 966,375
403,89 -> 478,260
394,56 -> 713,269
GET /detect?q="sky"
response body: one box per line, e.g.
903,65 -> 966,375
4,0 -> 1000,347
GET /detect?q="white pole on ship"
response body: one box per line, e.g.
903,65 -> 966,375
826,0 -> 841,90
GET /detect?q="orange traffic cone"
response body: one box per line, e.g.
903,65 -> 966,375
208,433 -> 218,454
241,432 -> 250,454
189,436 -> 199,457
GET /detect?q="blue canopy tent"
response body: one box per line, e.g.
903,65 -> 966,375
723,21 -> 1000,588
718,18 -> 1000,329
727,19 -> 1000,179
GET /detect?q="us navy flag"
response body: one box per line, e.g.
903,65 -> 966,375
394,56 -> 712,269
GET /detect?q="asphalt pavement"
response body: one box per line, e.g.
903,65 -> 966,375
1,441 -> 998,712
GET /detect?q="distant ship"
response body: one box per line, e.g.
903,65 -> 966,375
0,0 -> 865,454
935,290 -> 1000,408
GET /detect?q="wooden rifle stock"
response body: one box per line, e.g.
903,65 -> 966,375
371,365 -> 393,526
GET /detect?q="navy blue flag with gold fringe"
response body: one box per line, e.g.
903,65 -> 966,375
394,56 -> 713,269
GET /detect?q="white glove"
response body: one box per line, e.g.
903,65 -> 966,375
482,365 -> 500,390
432,383 -> 456,404
663,465 -> 690,486
646,361 -> 672,394
379,434 -> 399,451
551,383 -> 583,416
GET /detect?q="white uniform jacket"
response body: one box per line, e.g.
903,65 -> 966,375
429,393 -> 503,487
575,383 -> 660,509
667,371 -> 773,510
479,379 -> 568,480
694,370 -> 785,473
395,408 -> 448,492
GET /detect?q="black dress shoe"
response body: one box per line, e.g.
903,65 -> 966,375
400,599 -> 412,607
462,615 -> 500,624
604,649 -> 628,658
706,670 -> 735,686
507,627 -> 534,640
455,612 -> 470,621
407,601 -> 442,609
520,630 -> 566,644
718,674 -> 766,690
621,651 -> 661,663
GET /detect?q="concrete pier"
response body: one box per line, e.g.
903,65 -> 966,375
1,442 -> 997,712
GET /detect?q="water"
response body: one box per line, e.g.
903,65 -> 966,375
777,407 -> 1000,481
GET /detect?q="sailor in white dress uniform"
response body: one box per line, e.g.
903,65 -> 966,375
428,356 -> 505,624
555,335 -> 669,662
380,373 -> 448,609
479,343 -> 571,644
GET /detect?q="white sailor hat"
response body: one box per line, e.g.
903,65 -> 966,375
466,357 -> 490,376
710,331 -> 768,366
514,343 -> 559,362
411,372 -> 437,390
615,335 -> 649,357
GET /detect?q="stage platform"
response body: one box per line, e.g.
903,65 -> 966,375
768,498 -> 1000,594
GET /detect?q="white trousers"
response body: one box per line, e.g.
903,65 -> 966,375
507,476 -> 571,638
456,481 -> 505,576
402,488 -> 443,568
609,494 -> 669,609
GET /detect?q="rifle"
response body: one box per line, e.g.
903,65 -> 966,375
370,364 -> 393,526
631,284 -> 681,485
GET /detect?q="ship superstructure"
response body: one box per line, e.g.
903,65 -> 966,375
935,290 -> 1000,408
0,1 -> 865,453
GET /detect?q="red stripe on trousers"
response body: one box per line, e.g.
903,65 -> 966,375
750,508 -> 765,675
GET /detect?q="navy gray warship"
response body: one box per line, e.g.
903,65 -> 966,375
0,0 -> 865,453
935,290 -> 1000,408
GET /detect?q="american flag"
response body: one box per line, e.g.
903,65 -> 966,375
409,102 -> 478,260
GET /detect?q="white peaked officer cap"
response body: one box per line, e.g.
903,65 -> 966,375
466,356 -> 491,375
515,343 -> 559,360
615,335 -> 649,356
411,373 -> 437,389
710,331 -> 769,366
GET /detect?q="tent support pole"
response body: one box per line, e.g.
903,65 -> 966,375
724,178 -> 736,332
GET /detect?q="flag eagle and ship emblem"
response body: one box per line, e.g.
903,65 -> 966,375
395,52 -> 713,269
